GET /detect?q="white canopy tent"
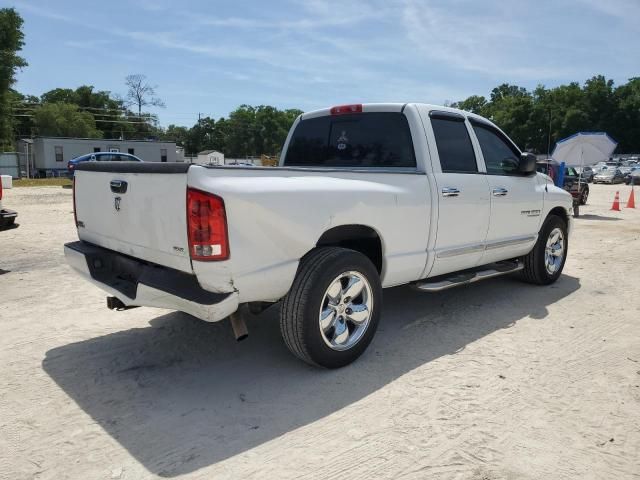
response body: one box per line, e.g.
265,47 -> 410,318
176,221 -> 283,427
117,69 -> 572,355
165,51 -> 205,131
551,132 -> 617,167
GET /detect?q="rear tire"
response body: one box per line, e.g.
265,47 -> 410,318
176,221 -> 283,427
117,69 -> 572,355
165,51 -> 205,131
580,187 -> 588,205
520,215 -> 568,285
280,247 -> 382,368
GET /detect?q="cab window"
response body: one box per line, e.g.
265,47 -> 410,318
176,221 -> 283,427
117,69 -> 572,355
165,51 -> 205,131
472,124 -> 522,175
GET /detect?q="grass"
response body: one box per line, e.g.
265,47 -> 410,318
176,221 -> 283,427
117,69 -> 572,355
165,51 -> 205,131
13,178 -> 72,188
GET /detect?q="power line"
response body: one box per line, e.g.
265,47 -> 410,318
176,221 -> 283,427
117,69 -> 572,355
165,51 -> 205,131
11,106 -> 157,119
11,102 -> 158,116
12,103 -> 210,118
11,113 -> 158,125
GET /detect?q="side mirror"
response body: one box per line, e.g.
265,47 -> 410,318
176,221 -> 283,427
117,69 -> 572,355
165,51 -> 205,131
518,153 -> 536,174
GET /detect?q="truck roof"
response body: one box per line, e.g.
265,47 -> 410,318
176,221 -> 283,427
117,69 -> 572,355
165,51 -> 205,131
300,102 -> 497,127
299,103 -> 503,142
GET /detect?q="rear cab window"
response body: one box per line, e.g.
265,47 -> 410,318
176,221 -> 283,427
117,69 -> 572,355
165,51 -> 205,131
429,113 -> 477,173
283,112 -> 416,168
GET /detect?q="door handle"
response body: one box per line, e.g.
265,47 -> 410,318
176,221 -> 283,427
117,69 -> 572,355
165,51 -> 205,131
492,187 -> 508,197
110,180 -> 128,194
442,187 -> 460,197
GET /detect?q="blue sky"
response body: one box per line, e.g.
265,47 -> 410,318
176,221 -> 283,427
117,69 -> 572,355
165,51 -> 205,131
11,0 -> 640,127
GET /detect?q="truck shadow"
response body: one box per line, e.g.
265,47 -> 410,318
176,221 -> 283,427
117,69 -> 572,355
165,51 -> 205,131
43,274 -> 579,477
575,214 -> 622,221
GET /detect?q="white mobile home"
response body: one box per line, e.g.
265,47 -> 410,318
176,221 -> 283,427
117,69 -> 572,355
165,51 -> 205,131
28,137 -> 178,176
197,150 -> 225,165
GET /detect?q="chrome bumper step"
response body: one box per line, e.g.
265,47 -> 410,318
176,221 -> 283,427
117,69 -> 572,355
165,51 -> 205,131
413,260 -> 523,292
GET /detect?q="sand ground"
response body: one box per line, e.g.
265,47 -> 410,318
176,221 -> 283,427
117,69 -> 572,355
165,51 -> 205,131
0,183 -> 639,480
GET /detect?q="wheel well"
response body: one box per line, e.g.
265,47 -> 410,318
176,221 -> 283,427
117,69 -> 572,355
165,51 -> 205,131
316,225 -> 383,274
548,206 -> 569,225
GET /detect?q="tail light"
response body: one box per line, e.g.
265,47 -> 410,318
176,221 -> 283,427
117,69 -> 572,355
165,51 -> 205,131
72,176 -> 77,226
68,162 -> 74,171
187,188 -> 229,261
330,104 -> 363,115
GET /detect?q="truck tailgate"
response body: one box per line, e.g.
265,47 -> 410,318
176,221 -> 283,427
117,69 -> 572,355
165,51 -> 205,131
73,162 -> 193,273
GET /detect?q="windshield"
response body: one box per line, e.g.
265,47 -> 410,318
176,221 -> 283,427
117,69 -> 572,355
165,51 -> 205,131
284,113 -> 416,168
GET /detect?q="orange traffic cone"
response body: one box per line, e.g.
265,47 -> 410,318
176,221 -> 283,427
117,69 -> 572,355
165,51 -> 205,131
627,187 -> 636,209
611,191 -> 621,211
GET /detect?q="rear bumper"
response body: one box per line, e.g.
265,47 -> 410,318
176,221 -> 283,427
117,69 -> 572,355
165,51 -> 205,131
0,208 -> 17,226
64,241 -> 239,322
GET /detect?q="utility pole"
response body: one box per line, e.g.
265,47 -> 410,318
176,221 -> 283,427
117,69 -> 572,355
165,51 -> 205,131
547,108 -> 552,158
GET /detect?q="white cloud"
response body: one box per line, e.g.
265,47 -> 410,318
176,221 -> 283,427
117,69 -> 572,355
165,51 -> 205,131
186,0 -> 390,31
14,1 -> 74,22
62,39 -> 111,50
574,0 -> 640,24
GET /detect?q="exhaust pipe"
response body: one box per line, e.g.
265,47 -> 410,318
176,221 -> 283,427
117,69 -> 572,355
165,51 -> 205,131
229,310 -> 248,342
106,296 -> 139,311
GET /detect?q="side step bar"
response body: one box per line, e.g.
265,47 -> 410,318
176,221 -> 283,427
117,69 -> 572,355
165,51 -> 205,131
413,260 -> 523,292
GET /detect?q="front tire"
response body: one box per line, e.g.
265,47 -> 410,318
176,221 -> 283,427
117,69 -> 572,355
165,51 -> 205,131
520,215 -> 568,285
280,247 -> 382,368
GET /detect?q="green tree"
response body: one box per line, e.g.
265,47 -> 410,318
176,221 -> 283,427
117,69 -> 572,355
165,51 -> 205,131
452,76 -> 640,154
162,124 -> 189,146
613,77 -> 640,151
183,116 -> 217,154
10,89 -> 38,137
451,95 -> 487,115
210,117 -> 229,154
32,103 -> 102,138
0,8 -> 28,149
40,85 -> 134,139
226,105 -> 256,157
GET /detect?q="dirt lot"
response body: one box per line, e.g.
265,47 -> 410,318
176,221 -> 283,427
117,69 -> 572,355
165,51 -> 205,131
1,184 -> 639,480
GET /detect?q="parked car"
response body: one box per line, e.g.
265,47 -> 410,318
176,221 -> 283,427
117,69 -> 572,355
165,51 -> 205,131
65,103 -> 573,368
0,179 -> 18,228
68,152 -> 143,174
593,161 -> 607,172
536,160 -> 589,205
593,168 -> 625,184
575,166 -> 595,183
624,167 -> 640,185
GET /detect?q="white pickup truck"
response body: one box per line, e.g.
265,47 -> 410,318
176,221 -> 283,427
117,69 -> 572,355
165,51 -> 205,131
65,103 -> 572,368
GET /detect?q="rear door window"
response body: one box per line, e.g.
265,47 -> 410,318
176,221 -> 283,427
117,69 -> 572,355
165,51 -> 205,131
284,113 -> 416,168
430,117 -> 477,173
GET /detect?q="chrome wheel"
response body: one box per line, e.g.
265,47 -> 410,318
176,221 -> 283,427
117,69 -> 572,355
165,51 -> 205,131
544,228 -> 565,275
319,271 -> 373,351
